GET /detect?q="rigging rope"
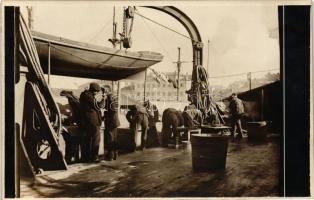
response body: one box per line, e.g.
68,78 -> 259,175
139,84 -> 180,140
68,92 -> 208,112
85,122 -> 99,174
208,68 -> 279,79
135,11 -> 195,42
50,45 -> 103,65
87,17 -> 112,43
138,12 -> 175,64
251,68 -> 279,74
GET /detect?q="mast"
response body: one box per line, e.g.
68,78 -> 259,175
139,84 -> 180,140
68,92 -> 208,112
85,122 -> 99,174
109,6 -> 119,48
207,39 -> 210,78
177,47 -> 181,101
173,47 -> 188,101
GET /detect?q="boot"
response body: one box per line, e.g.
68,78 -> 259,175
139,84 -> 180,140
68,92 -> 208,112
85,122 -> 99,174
229,133 -> 235,142
113,150 -> 118,160
141,140 -> 146,151
104,151 -> 113,161
235,133 -> 243,141
92,155 -> 100,163
113,142 -> 118,160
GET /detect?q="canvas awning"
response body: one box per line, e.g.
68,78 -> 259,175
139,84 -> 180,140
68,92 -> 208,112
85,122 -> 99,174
32,31 -> 164,80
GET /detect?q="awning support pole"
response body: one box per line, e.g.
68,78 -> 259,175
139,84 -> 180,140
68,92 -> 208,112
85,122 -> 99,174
144,68 -> 147,102
261,88 -> 264,120
117,81 -> 120,110
48,42 -> 51,85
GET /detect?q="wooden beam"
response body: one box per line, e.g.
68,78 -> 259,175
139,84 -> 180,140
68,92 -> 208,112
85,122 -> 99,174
144,68 -> 147,102
47,42 -> 51,85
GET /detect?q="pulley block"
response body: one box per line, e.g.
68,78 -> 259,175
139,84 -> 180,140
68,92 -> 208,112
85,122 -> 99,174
126,6 -> 135,18
123,37 -> 132,48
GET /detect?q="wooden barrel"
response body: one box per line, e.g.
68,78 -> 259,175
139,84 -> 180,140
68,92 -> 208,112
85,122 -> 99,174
191,134 -> 229,171
247,121 -> 268,143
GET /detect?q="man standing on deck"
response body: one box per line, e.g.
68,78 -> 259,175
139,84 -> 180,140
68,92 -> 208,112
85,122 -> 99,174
144,100 -> 160,146
126,103 -> 149,151
182,106 -> 203,129
79,82 -> 104,163
161,108 -> 184,147
102,85 -> 120,161
229,93 -> 245,141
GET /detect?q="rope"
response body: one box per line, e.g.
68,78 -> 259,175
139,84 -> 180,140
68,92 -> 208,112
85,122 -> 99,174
138,12 -> 175,64
251,68 -> 279,74
135,11 -> 194,42
208,68 -> 279,79
87,17 -> 112,43
50,45 -> 103,65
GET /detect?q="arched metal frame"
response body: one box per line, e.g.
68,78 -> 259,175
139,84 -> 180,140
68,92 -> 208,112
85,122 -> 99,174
143,6 -> 203,68
143,6 -> 211,113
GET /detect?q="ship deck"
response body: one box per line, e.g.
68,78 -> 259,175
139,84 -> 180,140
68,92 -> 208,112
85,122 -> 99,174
20,136 -> 280,198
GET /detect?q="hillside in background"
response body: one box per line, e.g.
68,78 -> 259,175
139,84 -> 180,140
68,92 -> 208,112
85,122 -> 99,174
210,72 -> 280,101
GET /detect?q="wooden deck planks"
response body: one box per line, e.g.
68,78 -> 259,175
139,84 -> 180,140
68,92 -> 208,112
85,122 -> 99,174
20,140 -> 280,198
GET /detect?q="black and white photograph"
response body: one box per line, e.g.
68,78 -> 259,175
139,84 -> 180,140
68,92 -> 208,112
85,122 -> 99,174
2,0 -> 312,198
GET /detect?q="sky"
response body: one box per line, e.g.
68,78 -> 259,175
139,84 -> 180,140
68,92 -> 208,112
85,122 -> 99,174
17,1 -> 280,89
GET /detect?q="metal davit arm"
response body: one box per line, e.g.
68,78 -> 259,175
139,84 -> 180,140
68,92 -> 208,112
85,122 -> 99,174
143,6 -> 203,67
143,6 -> 221,124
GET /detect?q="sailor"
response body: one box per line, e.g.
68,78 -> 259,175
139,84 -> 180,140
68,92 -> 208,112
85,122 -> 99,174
229,93 -> 245,141
60,90 -> 82,163
79,82 -> 104,163
126,103 -> 148,151
182,106 -> 203,129
161,108 -> 184,147
102,85 -> 121,161
144,100 -> 160,146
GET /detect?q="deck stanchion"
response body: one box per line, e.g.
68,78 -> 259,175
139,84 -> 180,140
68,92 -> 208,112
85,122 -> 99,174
48,42 -> 51,85
261,88 -> 264,120
117,81 -> 120,109
144,68 -> 147,102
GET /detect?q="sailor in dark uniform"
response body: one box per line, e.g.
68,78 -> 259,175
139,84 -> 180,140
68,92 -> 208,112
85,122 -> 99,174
126,104 -> 149,151
79,82 -> 104,163
182,106 -> 203,129
144,100 -> 160,146
229,93 -> 245,140
102,85 -> 121,161
161,108 -> 184,146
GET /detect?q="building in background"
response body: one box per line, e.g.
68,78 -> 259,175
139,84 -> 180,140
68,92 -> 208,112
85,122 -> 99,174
122,72 -> 191,102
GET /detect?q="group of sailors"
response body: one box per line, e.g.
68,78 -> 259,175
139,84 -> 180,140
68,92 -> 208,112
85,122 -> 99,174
74,82 -> 161,163
65,82 -> 245,164
79,83 -> 119,163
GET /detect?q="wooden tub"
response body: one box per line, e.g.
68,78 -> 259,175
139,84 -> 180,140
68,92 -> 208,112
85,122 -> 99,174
191,134 -> 229,171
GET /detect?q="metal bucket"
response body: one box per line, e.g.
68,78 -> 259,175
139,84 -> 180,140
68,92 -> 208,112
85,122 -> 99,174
247,121 -> 268,143
191,134 -> 229,171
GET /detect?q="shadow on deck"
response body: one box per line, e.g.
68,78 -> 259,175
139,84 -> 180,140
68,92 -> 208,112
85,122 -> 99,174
20,136 -> 280,198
